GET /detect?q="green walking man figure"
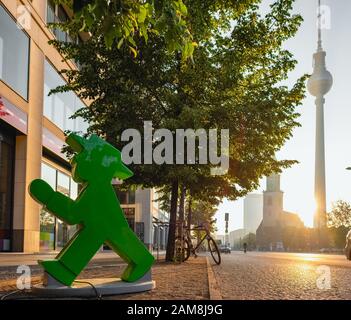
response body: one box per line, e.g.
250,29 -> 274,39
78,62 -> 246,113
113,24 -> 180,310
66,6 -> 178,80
29,133 -> 154,286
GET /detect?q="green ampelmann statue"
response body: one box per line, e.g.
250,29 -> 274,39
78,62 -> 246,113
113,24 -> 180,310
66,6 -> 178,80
29,133 -> 155,286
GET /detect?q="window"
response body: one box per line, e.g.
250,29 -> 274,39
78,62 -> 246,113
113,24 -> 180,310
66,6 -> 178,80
123,208 -> 136,231
0,5 -> 30,99
57,171 -> 70,196
114,189 -> 136,204
47,0 -> 56,25
44,60 -> 88,133
40,162 -> 80,251
47,1 -> 80,45
56,171 -> 72,249
70,180 -> 78,200
40,163 -> 56,250
136,222 -> 145,242
42,162 -> 56,189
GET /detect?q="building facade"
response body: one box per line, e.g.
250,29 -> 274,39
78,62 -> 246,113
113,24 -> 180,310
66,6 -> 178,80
243,193 -> 263,235
215,234 -> 226,245
107,188 -> 169,251
0,0 -> 164,253
228,228 -> 246,249
256,173 -> 304,251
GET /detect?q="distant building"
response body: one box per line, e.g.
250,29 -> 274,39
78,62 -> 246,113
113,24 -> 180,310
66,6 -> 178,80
229,229 -> 247,249
108,188 -> 169,251
152,190 -> 169,251
243,194 -> 263,234
256,173 -> 304,251
215,234 -> 226,245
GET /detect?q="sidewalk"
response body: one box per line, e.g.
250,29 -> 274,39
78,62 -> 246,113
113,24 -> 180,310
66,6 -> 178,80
0,250 -> 166,267
0,255 -> 215,300
0,250 -> 165,282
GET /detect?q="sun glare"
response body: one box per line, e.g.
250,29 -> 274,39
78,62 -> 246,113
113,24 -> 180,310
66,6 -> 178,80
295,201 -> 315,228
293,253 -> 319,262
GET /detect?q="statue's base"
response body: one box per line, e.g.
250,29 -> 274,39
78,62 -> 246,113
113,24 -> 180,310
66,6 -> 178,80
32,272 -> 155,298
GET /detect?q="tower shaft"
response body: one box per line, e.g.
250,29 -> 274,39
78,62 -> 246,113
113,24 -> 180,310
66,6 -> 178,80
314,96 -> 327,228
307,0 -> 333,231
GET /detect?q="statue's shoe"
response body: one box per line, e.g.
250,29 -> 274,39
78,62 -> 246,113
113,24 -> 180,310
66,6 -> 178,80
121,254 -> 155,282
39,259 -> 77,287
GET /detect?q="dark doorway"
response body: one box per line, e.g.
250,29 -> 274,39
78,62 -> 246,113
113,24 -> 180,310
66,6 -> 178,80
0,123 -> 15,251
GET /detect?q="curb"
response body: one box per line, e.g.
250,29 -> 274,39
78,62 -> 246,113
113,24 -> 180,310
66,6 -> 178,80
206,257 -> 222,300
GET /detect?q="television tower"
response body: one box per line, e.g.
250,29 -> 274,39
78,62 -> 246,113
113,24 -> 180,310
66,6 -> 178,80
307,0 -> 333,229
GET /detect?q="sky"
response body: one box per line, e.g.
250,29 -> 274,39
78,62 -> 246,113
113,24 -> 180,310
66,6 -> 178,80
215,0 -> 351,234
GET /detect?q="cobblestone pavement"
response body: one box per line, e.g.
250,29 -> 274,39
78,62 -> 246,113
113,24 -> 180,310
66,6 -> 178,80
212,251 -> 351,300
106,257 -> 209,300
0,257 -> 209,300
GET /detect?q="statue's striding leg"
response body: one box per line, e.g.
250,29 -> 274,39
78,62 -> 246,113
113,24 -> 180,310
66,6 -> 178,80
105,230 -> 155,282
41,228 -> 103,286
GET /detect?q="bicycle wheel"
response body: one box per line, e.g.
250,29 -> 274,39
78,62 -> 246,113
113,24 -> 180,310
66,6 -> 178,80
208,237 -> 221,265
174,237 -> 191,262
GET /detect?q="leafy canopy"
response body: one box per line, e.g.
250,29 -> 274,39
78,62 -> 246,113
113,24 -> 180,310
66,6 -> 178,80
51,0 -> 306,206
55,0 -> 195,60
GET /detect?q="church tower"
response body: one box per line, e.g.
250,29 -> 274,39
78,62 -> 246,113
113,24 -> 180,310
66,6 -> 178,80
262,173 -> 283,227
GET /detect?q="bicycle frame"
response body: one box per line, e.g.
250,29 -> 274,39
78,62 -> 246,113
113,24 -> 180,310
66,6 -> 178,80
174,221 -> 221,264
185,226 -> 211,256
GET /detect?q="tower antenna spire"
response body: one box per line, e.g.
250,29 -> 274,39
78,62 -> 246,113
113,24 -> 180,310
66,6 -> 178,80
317,0 -> 323,51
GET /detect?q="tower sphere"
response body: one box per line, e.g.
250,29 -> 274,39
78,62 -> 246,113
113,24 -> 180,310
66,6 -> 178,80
307,52 -> 333,97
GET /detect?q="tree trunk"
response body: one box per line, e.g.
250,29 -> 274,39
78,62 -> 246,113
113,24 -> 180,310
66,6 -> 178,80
187,195 -> 192,228
177,186 -> 186,262
178,185 -> 186,234
165,180 -> 179,261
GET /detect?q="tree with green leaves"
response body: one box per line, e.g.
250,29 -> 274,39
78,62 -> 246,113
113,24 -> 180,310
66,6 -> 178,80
188,199 -> 217,229
50,0 -> 306,261
328,200 -> 351,228
55,0 -> 194,59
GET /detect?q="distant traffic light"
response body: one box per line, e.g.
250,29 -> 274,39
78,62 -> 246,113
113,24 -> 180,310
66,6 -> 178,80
73,0 -> 94,13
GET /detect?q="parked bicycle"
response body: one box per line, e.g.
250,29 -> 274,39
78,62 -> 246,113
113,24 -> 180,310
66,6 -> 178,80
174,222 -> 221,265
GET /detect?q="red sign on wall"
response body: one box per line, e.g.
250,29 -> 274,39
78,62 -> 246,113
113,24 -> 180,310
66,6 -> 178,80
0,95 -> 28,134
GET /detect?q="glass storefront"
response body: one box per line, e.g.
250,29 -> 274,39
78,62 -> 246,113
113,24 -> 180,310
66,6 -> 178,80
56,171 -> 73,250
0,125 -> 14,251
0,4 -> 30,100
40,162 -> 78,251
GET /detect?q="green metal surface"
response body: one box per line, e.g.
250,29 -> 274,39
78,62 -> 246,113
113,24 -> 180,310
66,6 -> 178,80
29,133 -> 154,286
